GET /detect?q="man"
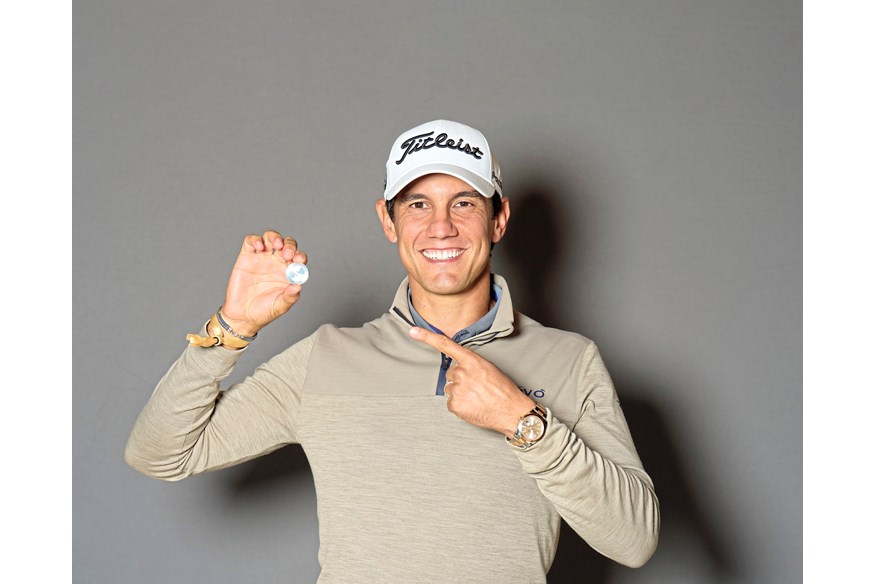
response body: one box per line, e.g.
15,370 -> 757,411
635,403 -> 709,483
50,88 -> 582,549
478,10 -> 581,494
125,119 -> 659,582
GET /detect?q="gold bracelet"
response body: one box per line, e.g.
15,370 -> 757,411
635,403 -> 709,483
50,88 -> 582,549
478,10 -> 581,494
186,312 -> 251,350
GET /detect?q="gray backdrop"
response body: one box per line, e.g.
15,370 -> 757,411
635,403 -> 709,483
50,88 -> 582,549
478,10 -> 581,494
74,1 -> 801,582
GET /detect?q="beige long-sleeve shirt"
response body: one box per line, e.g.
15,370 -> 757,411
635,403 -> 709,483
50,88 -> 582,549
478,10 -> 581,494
126,275 -> 659,582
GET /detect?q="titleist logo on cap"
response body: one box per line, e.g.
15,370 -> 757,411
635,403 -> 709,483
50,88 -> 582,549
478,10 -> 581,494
395,131 -> 485,166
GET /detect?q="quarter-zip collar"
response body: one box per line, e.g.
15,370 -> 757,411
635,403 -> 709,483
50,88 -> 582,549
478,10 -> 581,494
407,283 -> 501,341
390,273 -> 516,348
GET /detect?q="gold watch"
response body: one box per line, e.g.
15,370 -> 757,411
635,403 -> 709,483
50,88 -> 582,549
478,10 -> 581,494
507,404 -> 548,449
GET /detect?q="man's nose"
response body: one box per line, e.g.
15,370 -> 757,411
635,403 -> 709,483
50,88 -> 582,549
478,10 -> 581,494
426,207 -> 457,238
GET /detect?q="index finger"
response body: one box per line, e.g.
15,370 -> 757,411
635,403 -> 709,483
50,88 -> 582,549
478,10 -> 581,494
408,326 -> 475,363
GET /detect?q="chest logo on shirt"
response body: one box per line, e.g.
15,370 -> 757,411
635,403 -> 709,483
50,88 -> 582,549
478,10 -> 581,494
517,385 -> 546,399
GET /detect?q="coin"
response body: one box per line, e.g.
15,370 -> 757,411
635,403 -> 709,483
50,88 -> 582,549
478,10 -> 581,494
285,263 -> 309,285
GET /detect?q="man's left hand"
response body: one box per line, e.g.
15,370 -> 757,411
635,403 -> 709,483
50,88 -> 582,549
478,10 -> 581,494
409,326 -> 536,438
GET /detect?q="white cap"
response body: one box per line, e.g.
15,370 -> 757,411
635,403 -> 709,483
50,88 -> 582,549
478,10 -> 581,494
383,119 -> 503,201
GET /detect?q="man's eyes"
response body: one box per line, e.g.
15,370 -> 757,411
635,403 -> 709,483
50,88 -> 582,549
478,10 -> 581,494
404,199 -> 479,210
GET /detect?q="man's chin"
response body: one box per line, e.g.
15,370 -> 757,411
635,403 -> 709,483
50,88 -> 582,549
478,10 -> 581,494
414,270 -> 492,298
406,269 -> 458,293
423,277 -> 465,296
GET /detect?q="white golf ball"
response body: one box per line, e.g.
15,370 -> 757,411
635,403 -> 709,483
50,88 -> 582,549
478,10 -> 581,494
285,263 -> 309,285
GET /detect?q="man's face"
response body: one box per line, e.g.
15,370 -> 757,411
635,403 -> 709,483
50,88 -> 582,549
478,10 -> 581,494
376,173 -> 509,300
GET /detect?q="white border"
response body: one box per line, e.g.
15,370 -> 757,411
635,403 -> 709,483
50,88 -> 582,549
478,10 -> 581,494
2,3 -> 72,580
804,2 -> 874,581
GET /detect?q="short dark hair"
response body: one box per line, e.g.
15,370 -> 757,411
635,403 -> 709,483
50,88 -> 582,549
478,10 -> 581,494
385,191 -> 503,222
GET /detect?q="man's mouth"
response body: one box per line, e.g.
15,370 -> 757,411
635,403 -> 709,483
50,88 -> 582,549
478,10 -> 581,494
421,249 -> 463,261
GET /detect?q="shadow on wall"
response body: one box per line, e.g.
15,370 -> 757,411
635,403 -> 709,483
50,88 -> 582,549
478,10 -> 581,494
502,184 -> 740,583
225,442 -> 312,496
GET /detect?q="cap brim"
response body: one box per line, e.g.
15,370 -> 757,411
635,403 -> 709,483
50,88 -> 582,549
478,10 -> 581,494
384,162 -> 494,200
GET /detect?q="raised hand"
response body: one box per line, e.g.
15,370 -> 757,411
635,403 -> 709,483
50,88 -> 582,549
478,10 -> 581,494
220,230 -> 308,337
408,326 -> 535,437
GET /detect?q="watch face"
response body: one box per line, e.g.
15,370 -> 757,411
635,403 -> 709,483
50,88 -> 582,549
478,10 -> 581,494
520,414 -> 545,441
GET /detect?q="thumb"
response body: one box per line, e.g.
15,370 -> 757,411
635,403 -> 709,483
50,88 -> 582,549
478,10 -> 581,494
271,283 -> 304,316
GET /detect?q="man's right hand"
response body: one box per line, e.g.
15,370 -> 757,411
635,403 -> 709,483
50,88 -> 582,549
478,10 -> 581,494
219,230 -> 308,338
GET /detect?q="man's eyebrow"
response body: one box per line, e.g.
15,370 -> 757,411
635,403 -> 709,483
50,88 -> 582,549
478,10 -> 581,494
396,192 -> 427,203
397,190 -> 481,203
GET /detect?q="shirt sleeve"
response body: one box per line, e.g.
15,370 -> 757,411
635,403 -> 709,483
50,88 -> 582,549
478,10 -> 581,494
510,342 -> 660,568
124,332 -> 316,481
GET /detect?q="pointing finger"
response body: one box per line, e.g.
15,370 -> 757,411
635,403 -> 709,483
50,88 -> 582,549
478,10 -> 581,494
408,327 -> 475,363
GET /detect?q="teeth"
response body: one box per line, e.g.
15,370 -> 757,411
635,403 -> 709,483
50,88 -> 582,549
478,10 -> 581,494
423,249 -> 462,260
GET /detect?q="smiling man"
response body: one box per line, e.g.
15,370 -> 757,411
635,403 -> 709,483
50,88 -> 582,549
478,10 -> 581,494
125,119 -> 659,582
378,173 -> 506,333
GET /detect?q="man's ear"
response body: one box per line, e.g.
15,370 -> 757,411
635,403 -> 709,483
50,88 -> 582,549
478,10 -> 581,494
491,197 -> 511,244
375,199 -> 398,243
